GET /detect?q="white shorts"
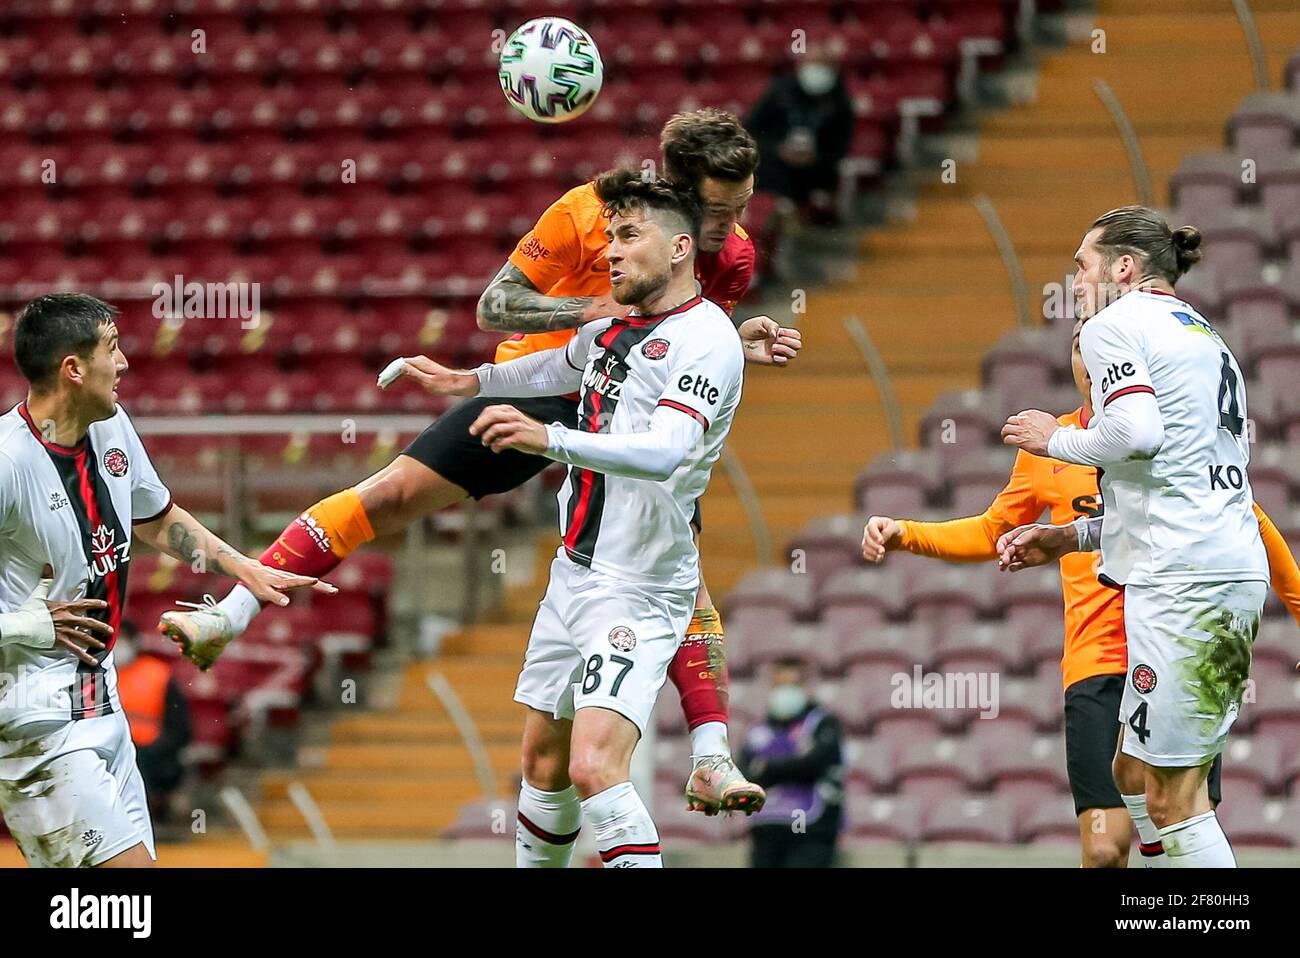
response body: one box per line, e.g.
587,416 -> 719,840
1120,580 -> 1265,767
0,711 -> 156,867
513,555 -> 695,735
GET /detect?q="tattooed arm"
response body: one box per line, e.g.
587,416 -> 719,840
133,504 -> 335,606
475,262 -> 629,333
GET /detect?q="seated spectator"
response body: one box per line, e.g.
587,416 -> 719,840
738,657 -> 845,867
746,44 -> 855,224
115,621 -> 191,822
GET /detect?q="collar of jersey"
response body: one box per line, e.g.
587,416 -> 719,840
18,402 -> 86,456
621,295 -> 702,326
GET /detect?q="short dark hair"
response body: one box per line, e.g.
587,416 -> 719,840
593,168 -> 704,242
1089,206 -> 1203,284
659,108 -> 759,188
14,293 -> 117,390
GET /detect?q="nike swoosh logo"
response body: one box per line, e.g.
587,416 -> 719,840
685,660 -> 709,668
1053,464 -> 1070,474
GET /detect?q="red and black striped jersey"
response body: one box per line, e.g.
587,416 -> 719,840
0,402 -> 171,728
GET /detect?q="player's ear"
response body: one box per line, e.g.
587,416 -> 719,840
670,232 -> 692,267
60,353 -> 85,387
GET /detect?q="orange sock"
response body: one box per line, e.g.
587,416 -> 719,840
260,488 -> 375,578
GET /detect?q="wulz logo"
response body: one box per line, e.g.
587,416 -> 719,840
90,524 -> 129,580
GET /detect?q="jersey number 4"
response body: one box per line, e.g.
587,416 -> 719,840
1217,352 -> 1244,438
1128,701 -> 1152,745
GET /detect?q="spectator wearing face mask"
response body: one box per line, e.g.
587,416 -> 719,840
745,45 -> 855,221
738,657 -> 844,867
115,620 -> 192,822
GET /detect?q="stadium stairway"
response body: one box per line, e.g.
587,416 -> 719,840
251,548 -> 551,842
757,0 -> 1300,580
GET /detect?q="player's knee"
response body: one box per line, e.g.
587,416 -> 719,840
521,745 -> 570,792
567,747 -> 623,798
1143,787 -> 1177,830
1081,834 -> 1126,868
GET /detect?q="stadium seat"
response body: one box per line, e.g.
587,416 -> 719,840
844,736 -> 898,791
787,513 -> 865,591
837,622 -> 934,672
921,796 -> 1016,844
1020,795 -> 1080,845
1227,93 -> 1300,156
855,448 -> 940,514
1220,736 -> 1283,800
844,790 -> 922,844
1215,799 -> 1294,849
932,622 -> 1024,675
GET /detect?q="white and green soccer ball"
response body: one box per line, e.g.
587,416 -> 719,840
499,17 -> 603,124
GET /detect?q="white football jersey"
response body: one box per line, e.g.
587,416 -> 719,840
1082,288 -> 1267,587
555,295 -> 743,590
0,403 -> 172,733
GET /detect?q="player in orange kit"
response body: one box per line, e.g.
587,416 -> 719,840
862,318 -> 1300,867
160,109 -> 801,824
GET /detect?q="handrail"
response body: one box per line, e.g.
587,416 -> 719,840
1092,79 -> 1154,208
426,671 -> 499,799
718,446 -> 774,567
286,781 -> 338,857
133,413 -> 433,435
843,316 -> 906,452
218,785 -> 272,854
972,195 -> 1033,330
1231,0 -> 1270,92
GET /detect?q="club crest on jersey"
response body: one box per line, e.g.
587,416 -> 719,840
103,447 -> 129,478
608,626 -> 636,652
1131,663 -> 1157,694
90,523 -> 130,579
641,338 -> 669,360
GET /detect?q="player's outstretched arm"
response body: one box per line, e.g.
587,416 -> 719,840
995,521 -> 1085,572
736,316 -> 802,367
133,504 -> 337,607
382,333 -> 589,400
864,451 -> 1045,563
476,263 -> 628,333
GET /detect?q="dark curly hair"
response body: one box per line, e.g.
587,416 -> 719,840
593,168 -> 704,241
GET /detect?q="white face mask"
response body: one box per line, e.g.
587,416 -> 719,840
796,63 -> 837,97
768,684 -> 809,721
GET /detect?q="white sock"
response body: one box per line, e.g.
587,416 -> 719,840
217,585 -> 262,635
1159,810 -> 1237,868
515,782 -> 582,868
689,721 -> 730,763
580,781 -> 663,868
1121,793 -> 1169,868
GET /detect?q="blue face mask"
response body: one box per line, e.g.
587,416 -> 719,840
768,684 -> 809,721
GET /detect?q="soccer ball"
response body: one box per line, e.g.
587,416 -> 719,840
498,17 -> 603,124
